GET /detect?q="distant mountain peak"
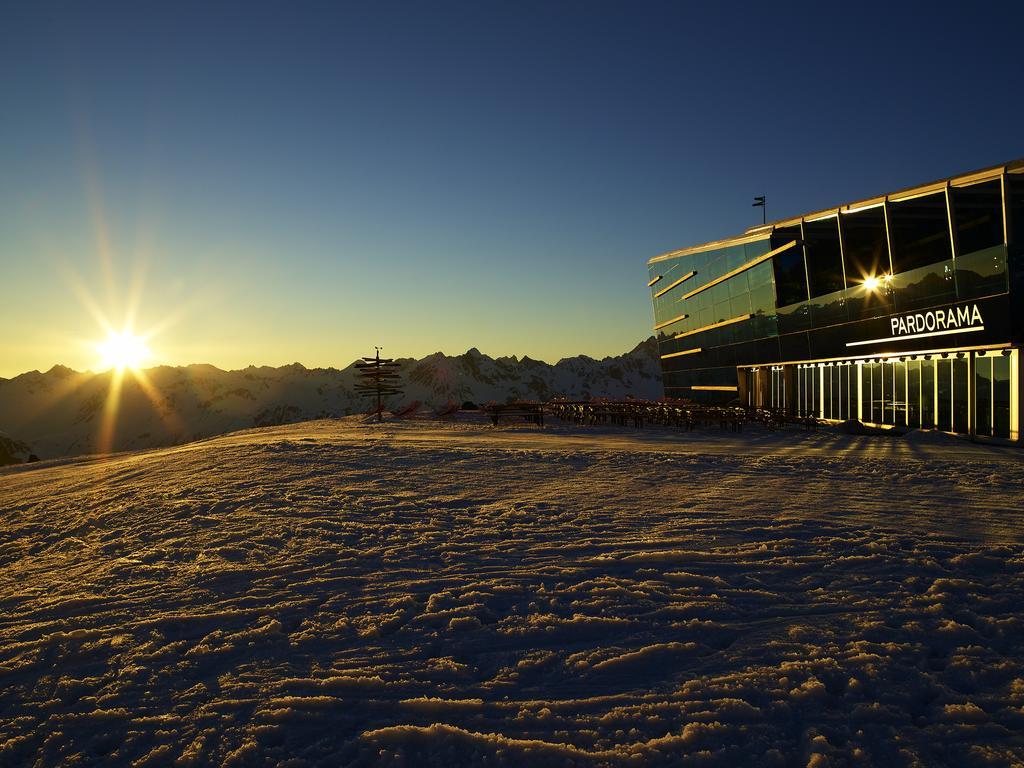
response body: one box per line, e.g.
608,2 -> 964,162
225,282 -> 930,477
1,340 -> 661,460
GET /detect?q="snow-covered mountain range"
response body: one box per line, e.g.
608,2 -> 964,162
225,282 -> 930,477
0,338 -> 660,461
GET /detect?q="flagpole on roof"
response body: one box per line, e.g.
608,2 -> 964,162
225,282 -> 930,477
752,195 -> 766,226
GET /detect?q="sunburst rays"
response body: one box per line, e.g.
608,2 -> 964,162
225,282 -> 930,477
51,145 -> 189,455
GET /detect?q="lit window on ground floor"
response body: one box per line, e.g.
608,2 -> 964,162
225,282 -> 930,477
742,349 -> 1017,439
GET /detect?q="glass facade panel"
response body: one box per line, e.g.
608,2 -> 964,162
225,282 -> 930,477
921,360 -> 935,429
804,218 -> 845,298
956,244 -> 1008,298
770,367 -> 785,409
888,193 -> 953,274
808,287 -> 848,326
827,367 -> 836,419
821,367 -> 830,419
772,226 -> 809,307
810,369 -> 818,417
841,206 -> 889,284
907,360 -> 921,428
832,366 -> 840,420
813,366 -> 820,418
842,206 -> 894,321
810,352 -> 1005,439
776,300 -> 811,334
846,365 -> 857,421
952,180 -> 1003,256
993,354 -> 1011,439
650,237 -> 778,401
894,361 -> 907,427
728,271 -> 751,297
836,366 -> 843,420
1010,176 -> 1024,266
870,363 -> 882,424
937,359 -> 952,432
975,355 -> 992,436
758,351 -> 1013,441
882,360 -> 893,424
860,363 -> 869,422
953,357 -> 969,433
798,366 -> 819,418
889,258 -> 957,312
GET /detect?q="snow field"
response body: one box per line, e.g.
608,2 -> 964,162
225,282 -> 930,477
1,419 -> 1023,766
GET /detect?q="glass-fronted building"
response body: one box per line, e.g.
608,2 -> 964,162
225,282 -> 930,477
647,159 -> 1024,441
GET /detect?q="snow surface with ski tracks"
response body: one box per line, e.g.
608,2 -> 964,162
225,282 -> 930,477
2,417 -> 1023,766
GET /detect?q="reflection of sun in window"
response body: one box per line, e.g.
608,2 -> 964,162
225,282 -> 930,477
862,275 -> 880,292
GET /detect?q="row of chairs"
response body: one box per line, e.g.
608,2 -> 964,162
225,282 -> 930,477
484,399 -> 820,434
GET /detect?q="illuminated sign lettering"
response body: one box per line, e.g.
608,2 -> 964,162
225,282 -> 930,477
889,304 -> 983,337
846,303 -> 985,348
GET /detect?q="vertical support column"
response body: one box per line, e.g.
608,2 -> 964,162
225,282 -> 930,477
856,361 -> 863,422
1014,348 -> 1022,442
819,364 -> 826,420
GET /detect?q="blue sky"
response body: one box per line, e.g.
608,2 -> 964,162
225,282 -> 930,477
2,1 -> 1022,375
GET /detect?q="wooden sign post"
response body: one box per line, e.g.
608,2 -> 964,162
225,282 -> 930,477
354,347 -> 403,422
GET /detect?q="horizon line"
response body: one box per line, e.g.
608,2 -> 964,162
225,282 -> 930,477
0,337 -> 655,381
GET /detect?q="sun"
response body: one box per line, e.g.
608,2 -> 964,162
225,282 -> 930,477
97,330 -> 151,371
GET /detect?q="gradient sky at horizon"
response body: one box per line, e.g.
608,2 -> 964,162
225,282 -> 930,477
2,1 -> 1023,377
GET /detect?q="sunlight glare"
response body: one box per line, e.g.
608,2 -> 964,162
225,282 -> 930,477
97,331 -> 151,371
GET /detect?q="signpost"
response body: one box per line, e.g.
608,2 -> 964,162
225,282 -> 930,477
354,347 -> 403,422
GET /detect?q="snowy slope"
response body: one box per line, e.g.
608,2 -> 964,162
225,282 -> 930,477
0,339 -> 660,460
1,419 -> 1023,766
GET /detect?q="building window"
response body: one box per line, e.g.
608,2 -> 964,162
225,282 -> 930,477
868,362 -> 881,424
937,358 -> 953,431
976,354 -> 992,436
907,360 -> 921,428
894,361 -> 907,427
841,206 -> 890,285
952,180 -> 1009,299
769,367 -> 785,409
887,192 -> 953,274
952,180 -> 1004,255
953,357 -> 969,433
847,364 -> 857,421
993,353 -> 1012,439
921,360 -> 935,429
797,365 -> 818,418
823,365 -> 833,419
803,218 -> 845,298
771,226 -> 808,308
975,351 -> 1014,439
1010,176 -> 1024,247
